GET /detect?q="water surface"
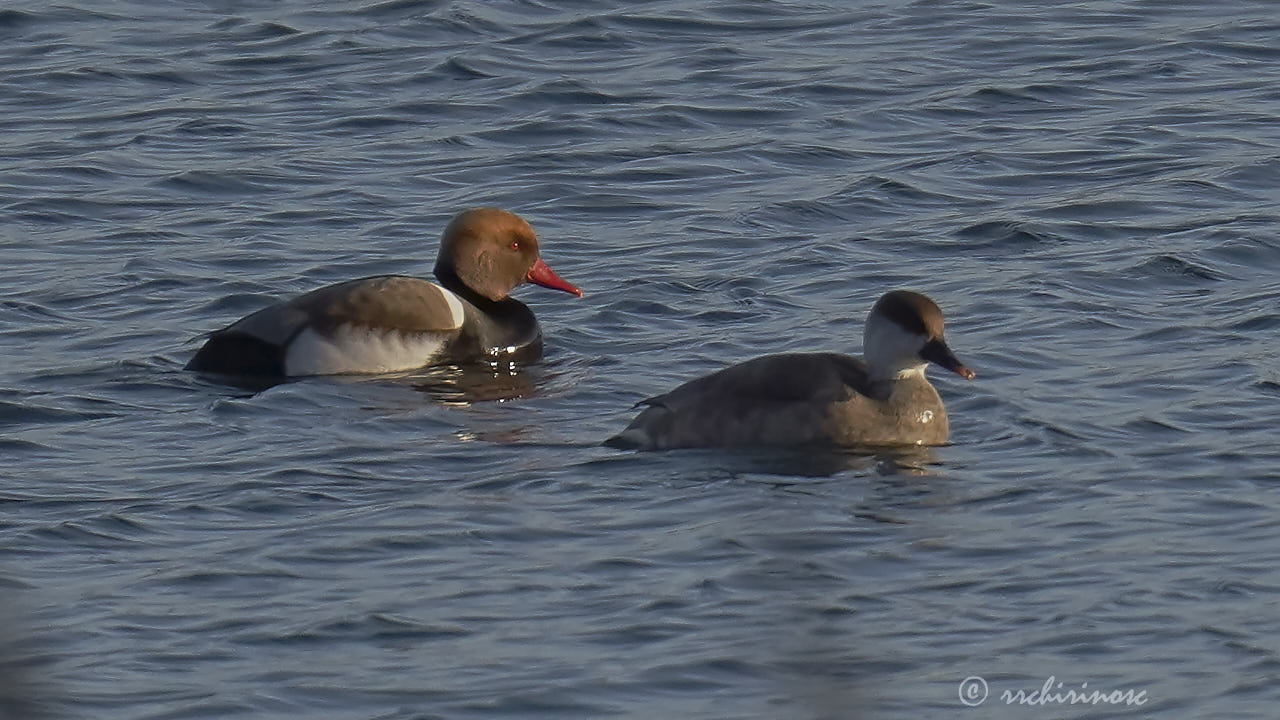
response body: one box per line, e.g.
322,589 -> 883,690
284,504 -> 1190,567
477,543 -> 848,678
3,2 -> 1280,718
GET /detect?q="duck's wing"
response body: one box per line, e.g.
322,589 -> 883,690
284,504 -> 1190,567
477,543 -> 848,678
187,276 -> 468,376
607,353 -> 871,450
641,352 -> 871,411
225,276 -> 467,345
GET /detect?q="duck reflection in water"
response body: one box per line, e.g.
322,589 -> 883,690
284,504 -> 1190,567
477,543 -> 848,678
408,361 -> 539,406
702,444 -> 941,479
190,357 -> 540,408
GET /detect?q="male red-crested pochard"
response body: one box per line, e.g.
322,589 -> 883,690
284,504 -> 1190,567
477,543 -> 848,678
187,208 -> 582,378
607,290 -> 975,450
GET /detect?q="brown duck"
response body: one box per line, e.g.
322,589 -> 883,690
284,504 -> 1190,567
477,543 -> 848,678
187,208 -> 582,378
609,291 -> 975,449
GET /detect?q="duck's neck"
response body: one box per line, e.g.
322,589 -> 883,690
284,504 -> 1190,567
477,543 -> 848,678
868,362 -> 928,384
435,264 -> 495,309
893,365 -> 928,380
435,265 -> 540,352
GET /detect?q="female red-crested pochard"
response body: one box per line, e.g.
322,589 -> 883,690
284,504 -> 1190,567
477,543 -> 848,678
187,208 -> 582,378
607,290 -> 975,449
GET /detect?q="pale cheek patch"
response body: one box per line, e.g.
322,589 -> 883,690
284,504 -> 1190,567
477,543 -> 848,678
285,325 -> 448,376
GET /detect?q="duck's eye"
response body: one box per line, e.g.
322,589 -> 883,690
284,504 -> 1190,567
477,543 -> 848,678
509,241 -> 520,251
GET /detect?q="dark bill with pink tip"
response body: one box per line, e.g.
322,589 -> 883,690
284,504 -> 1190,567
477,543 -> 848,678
920,338 -> 976,380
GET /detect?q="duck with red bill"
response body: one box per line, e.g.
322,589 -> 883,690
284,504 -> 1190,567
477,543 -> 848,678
187,207 -> 582,379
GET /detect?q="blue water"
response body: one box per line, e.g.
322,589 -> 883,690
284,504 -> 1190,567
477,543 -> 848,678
3,2 -> 1280,718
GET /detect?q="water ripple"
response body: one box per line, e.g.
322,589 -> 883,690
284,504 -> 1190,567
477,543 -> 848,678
3,2 -> 1280,718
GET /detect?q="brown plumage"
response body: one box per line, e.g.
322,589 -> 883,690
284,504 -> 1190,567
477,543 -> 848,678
608,291 -> 974,450
187,208 -> 581,378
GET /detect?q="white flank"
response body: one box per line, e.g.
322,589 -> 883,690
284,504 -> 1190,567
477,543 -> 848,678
284,325 -> 447,376
439,286 -> 465,329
